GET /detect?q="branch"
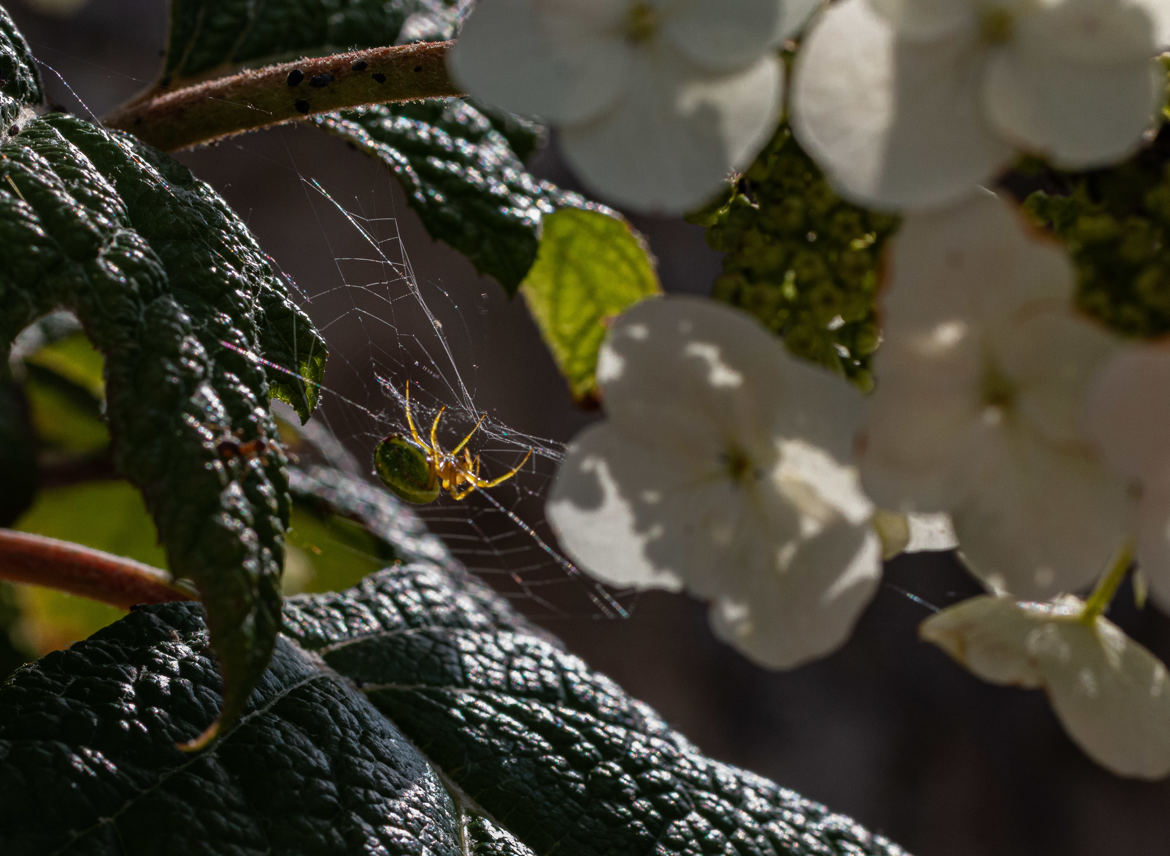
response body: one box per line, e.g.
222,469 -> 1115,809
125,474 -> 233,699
104,41 -> 464,152
0,529 -> 194,609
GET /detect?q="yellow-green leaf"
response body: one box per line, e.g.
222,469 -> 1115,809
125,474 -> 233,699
520,209 -> 660,402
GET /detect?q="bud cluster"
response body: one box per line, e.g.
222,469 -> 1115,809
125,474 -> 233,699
1024,125 -> 1170,338
702,126 -> 898,389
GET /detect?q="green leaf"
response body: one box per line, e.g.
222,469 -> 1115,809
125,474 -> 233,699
15,480 -> 168,570
315,100 -> 612,294
0,108 -> 327,741
283,504 -> 398,595
7,582 -> 126,658
0,465 -> 908,856
162,0 -> 465,85
20,329 -> 105,400
19,332 -> 109,455
520,209 -> 661,401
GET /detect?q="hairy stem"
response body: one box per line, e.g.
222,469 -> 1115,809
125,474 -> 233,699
104,41 -> 464,152
0,529 -> 194,608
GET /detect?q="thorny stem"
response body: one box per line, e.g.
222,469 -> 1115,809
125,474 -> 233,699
1080,540 -> 1134,623
0,528 -> 194,609
103,41 -> 464,152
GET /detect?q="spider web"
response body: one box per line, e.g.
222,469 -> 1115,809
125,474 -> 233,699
19,12 -> 638,623
240,164 -> 636,621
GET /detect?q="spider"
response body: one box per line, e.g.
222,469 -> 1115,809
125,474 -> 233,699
373,381 -> 533,504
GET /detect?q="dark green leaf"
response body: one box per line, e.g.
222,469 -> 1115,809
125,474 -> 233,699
0,464 -> 908,856
162,0 -> 468,84
314,100 -> 612,294
0,601 -> 483,856
521,209 -> 661,401
0,5 -> 41,124
157,0 -> 599,292
284,467 -> 907,856
286,561 -> 906,856
0,110 -> 327,740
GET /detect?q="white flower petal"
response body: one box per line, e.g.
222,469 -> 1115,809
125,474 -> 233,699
1083,343 -> 1170,485
1133,0 -> 1170,47
884,192 -> 1073,338
546,423 -> 698,593
873,510 -> 958,557
776,437 -> 874,526
664,0 -> 788,70
923,595 -> 1054,686
905,512 -> 958,552
922,595 -> 1170,779
1017,0 -> 1160,64
777,0 -> 823,39
982,47 -> 1160,168
867,0 -> 974,39
790,0 -> 1011,210
449,0 -> 631,124
951,429 -> 1128,598
547,420 -> 815,599
560,47 -> 782,213
860,349 -> 984,509
598,297 -> 861,464
709,516 -> 882,668
996,310 -> 1120,446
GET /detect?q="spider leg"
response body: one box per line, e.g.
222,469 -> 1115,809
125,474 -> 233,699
429,405 -> 448,457
450,482 -> 481,501
403,380 -> 427,449
464,447 -> 533,491
450,412 -> 488,457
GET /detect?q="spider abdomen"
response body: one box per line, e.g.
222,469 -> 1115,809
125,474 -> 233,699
373,434 -> 442,504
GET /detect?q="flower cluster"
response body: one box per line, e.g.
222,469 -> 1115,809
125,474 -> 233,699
452,0 -> 1170,777
546,296 -> 881,669
450,0 -> 818,214
791,0 -> 1170,210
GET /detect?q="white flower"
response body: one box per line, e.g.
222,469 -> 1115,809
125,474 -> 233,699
790,0 -> 1168,210
1085,345 -> 1170,609
921,594 -> 1170,779
546,296 -> 881,668
859,191 -> 1128,598
449,0 -> 817,214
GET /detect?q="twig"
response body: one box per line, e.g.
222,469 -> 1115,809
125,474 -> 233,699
104,41 -> 464,152
0,529 -> 194,608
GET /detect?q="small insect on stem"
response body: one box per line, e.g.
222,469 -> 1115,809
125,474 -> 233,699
373,381 -> 533,504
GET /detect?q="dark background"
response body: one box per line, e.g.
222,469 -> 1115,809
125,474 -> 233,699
11,2 -> 1170,853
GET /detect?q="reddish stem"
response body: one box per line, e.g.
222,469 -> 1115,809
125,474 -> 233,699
103,41 -> 464,152
0,529 -> 193,608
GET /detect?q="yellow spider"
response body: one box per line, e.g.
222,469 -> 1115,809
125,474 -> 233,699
373,381 -> 533,504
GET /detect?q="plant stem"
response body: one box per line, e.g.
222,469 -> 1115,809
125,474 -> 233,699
0,529 -> 194,608
103,41 -> 463,152
1080,540 -> 1134,622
